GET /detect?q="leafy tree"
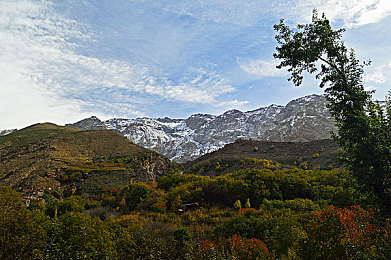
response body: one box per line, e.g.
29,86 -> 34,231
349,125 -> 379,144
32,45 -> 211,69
0,186 -> 46,259
105,220 -> 137,259
299,206 -> 383,259
274,10 -> 391,210
118,183 -> 152,212
270,214 -> 306,258
44,212 -> 115,259
234,199 -> 242,210
245,198 -> 251,208
173,228 -> 193,259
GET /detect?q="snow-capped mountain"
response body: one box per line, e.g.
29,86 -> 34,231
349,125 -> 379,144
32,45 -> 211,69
67,94 -> 336,162
0,129 -> 16,136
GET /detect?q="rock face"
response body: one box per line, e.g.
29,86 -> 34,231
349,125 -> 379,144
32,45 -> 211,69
68,94 -> 336,162
69,116 -> 106,131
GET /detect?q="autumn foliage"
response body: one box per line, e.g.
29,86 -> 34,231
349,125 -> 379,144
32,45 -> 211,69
195,234 -> 274,260
301,205 -> 386,259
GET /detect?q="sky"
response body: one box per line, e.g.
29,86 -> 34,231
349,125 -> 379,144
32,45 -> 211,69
1,0 -> 391,129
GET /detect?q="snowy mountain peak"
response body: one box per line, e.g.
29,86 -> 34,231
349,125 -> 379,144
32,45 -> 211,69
0,129 -> 17,136
68,94 -> 336,162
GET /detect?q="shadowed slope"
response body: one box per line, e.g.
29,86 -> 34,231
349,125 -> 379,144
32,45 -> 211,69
185,139 -> 341,176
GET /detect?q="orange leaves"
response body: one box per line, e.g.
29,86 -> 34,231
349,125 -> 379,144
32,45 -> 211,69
151,202 -> 167,212
238,207 -> 256,215
195,234 -> 274,260
338,205 -> 378,248
304,205 -> 384,258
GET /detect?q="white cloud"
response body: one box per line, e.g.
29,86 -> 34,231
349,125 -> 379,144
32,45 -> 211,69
364,62 -> 391,84
143,0 -> 391,28
364,70 -> 386,84
239,59 -> 288,78
292,0 -> 391,27
0,0 -> 237,128
364,85 -> 377,92
214,99 -> 249,108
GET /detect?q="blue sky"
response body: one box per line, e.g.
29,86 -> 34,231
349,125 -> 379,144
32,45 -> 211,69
1,0 -> 391,129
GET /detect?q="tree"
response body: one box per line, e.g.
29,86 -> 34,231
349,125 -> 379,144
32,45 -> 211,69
118,183 -> 151,212
234,199 -> 242,210
245,198 -> 251,208
299,206 -> 382,259
44,212 -> 115,259
0,186 -> 46,259
273,10 -> 391,211
173,228 -> 193,259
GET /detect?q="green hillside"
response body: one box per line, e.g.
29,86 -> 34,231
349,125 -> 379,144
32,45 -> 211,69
0,123 -> 181,199
0,123 -> 80,151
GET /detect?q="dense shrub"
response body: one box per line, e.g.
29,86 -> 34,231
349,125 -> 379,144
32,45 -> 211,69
0,186 -> 47,259
195,234 -> 274,260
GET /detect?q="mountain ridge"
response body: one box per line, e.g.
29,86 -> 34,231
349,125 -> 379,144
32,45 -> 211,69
67,94 -> 336,162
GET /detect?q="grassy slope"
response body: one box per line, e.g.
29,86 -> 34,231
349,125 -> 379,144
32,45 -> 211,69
0,123 -> 179,196
0,123 -> 80,150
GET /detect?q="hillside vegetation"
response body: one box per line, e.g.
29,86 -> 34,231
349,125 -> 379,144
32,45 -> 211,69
0,124 -> 388,259
185,138 -> 341,176
1,154 -> 390,259
0,123 -> 181,200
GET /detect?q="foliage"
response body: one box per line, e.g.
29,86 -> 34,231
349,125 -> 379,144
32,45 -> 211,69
233,199 -> 242,210
44,212 -> 115,259
160,167 -> 358,211
0,186 -> 46,259
118,183 -> 152,212
274,10 -> 391,211
299,205 -> 385,259
195,234 -> 274,260
46,195 -> 98,218
0,155 -> 388,259
173,228 -> 193,258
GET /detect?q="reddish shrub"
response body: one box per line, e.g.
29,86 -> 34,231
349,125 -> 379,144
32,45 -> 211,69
301,205 -> 382,259
238,208 -> 256,215
195,234 -> 274,260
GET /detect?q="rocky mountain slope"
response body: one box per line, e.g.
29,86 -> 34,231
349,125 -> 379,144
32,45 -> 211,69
68,94 -> 336,162
0,123 -> 180,200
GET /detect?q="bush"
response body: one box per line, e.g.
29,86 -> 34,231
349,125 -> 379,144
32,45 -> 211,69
118,183 -> 152,212
0,186 -> 47,259
298,205 -> 383,259
195,234 -> 274,260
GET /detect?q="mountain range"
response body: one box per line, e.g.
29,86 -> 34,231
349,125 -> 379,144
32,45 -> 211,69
67,94 -> 336,162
